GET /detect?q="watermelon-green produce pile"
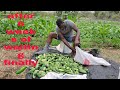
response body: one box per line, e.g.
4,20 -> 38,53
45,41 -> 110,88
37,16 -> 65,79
28,53 -> 89,79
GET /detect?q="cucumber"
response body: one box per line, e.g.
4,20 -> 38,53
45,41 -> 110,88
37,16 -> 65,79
28,67 -> 36,74
29,53 -> 89,78
33,70 -> 39,75
33,70 -> 39,79
79,68 -> 87,74
35,63 -> 40,69
16,66 -> 27,74
36,71 -> 45,78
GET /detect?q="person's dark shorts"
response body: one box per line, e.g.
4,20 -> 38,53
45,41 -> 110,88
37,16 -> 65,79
56,34 -> 73,42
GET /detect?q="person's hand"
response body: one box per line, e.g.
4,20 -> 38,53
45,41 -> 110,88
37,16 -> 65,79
71,48 -> 76,57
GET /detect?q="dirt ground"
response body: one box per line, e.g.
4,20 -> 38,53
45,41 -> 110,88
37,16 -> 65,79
0,47 -> 120,79
0,48 -> 36,79
100,48 -> 120,63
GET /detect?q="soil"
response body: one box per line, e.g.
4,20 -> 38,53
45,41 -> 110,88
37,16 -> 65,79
100,48 -> 120,63
0,48 -> 36,79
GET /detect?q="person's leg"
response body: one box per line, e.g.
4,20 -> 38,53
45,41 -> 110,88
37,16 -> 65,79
72,36 -> 91,52
72,35 -> 80,48
72,36 -> 76,49
70,36 -> 77,57
35,32 -> 57,54
44,32 -> 57,49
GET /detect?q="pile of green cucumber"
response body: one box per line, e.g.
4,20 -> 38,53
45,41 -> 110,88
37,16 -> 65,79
27,53 -> 89,79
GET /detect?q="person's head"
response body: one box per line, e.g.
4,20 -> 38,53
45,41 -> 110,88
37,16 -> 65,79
56,18 -> 65,30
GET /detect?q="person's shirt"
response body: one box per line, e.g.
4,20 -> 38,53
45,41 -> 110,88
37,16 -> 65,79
56,20 -> 75,37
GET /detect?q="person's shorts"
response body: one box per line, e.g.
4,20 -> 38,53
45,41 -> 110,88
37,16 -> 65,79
56,34 -> 73,42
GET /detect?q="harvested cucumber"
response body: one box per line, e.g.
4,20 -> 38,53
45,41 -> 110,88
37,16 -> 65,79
28,53 -> 89,78
16,66 -> 27,74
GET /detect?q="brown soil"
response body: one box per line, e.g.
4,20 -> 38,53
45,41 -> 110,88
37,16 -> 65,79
100,47 -> 120,63
0,48 -> 36,79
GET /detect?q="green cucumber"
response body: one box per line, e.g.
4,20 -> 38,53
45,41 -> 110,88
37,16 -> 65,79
16,66 -> 27,75
28,67 -> 36,74
33,70 -> 39,78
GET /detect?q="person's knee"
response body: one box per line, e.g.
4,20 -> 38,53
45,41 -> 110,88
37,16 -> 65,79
72,36 -> 76,42
78,37 -> 80,41
48,32 -> 53,37
48,32 -> 56,38
73,36 -> 80,41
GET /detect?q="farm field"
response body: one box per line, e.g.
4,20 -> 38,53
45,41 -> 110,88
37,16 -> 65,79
0,11 -> 120,79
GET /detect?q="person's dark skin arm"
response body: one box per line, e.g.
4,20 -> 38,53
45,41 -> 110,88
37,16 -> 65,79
72,24 -> 80,46
58,32 -> 76,52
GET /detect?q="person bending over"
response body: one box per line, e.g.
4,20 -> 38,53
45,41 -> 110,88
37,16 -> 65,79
35,18 -> 80,55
